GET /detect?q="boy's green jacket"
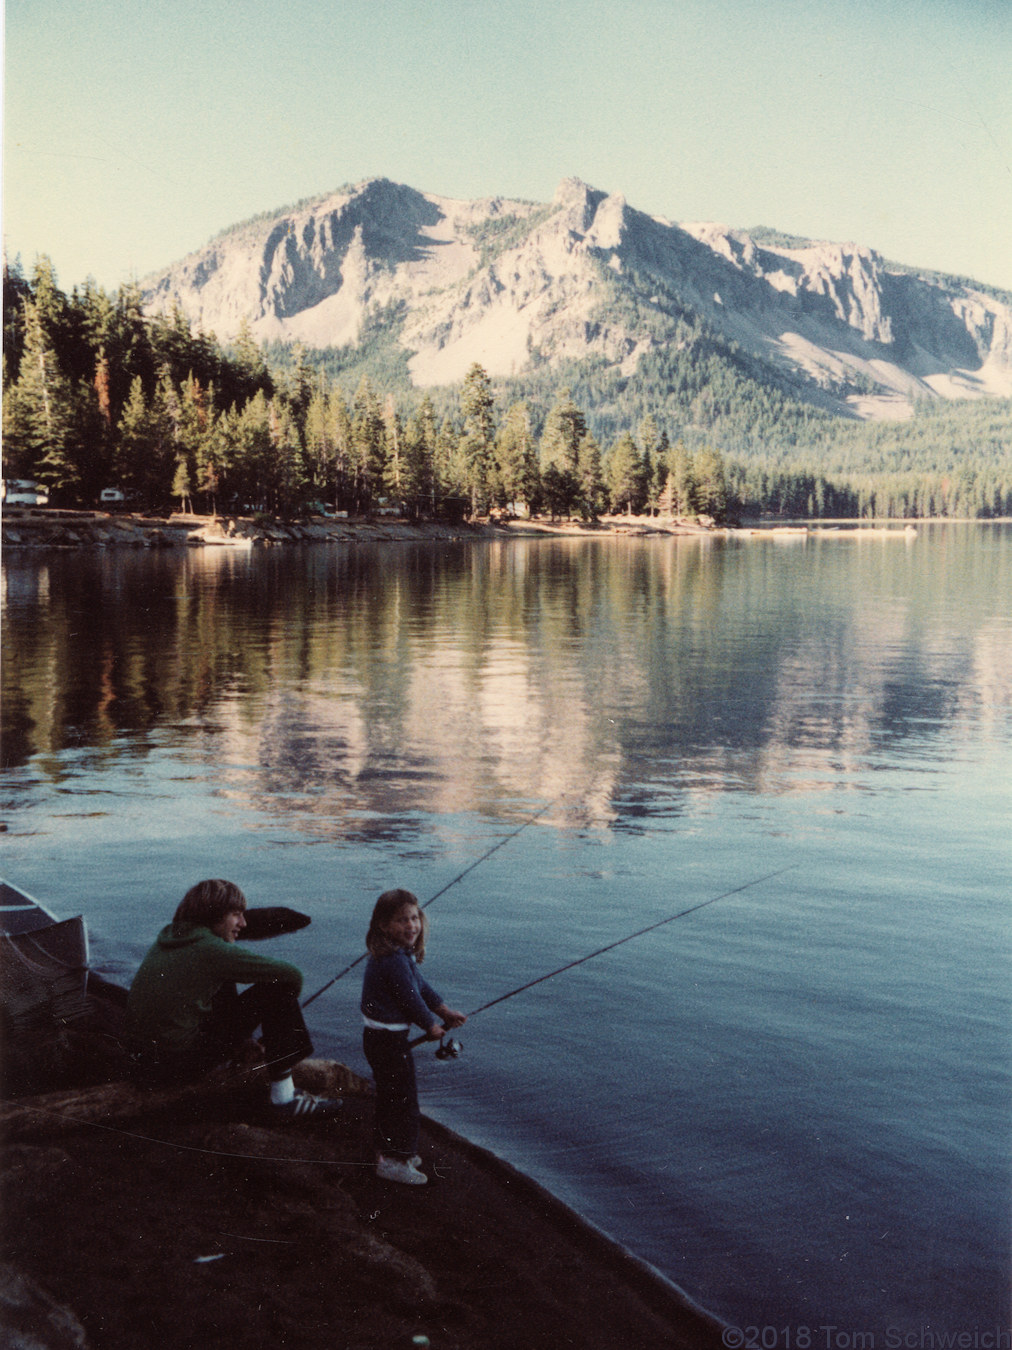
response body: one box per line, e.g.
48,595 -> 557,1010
126,922 -> 303,1052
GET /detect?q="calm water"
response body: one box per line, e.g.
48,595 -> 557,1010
2,524 -> 1010,1337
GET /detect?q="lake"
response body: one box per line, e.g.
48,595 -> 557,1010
2,522 -> 1010,1339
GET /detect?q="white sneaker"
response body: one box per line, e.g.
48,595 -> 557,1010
376,1154 -> 427,1186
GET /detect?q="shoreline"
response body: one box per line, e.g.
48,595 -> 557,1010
1,506 -> 947,552
1,507 -> 716,550
1,1056 -> 728,1349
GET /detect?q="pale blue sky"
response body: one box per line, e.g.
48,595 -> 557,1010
4,0 -> 1011,294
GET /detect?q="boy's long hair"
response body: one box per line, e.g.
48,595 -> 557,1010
366,888 -> 428,962
174,879 -> 247,930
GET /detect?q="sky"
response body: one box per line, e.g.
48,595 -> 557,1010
3,0 -> 1011,296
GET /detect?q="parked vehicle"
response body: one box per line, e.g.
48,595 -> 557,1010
2,479 -> 49,506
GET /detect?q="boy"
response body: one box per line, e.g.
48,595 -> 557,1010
126,878 -> 340,1118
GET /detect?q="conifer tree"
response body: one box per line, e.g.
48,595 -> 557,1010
382,393 -> 405,504
539,388 -> 586,516
114,377 -> 156,505
663,440 -> 696,517
693,444 -> 728,520
435,412 -> 466,511
460,362 -> 496,516
303,382 -> 332,503
172,454 -> 193,514
269,396 -> 306,515
330,388 -> 354,510
605,432 -> 647,514
194,383 -> 227,514
495,401 -> 540,515
401,407 -> 436,519
351,376 -> 386,513
230,317 -> 270,397
6,299 -> 77,496
233,389 -> 273,511
574,432 -> 606,520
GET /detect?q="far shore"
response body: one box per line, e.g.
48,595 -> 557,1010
1,506 -> 947,552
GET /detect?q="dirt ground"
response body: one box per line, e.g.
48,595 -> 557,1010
1,1056 -> 727,1350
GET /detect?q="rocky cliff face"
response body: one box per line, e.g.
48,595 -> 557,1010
142,176 -> 1012,420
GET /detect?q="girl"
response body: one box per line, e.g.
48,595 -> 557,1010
360,889 -> 466,1185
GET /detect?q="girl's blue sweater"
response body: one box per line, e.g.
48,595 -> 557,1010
361,949 -> 443,1031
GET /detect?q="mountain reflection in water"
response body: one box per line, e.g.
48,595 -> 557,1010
4,528 -> 1009,835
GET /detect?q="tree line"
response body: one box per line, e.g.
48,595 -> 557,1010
4,257 -> 1010,522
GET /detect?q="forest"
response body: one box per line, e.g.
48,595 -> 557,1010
4,256 -> 1011,523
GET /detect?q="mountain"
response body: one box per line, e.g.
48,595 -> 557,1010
142,176 -> 1012,422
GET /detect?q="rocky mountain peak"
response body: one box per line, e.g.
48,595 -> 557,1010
141,177 -> 1012,419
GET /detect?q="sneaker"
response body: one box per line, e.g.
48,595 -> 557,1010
271,1090 -> 344,1119
376,1155 -> 427,1186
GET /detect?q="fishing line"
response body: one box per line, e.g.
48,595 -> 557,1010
414,863 -> 797,1051
301,796 -> 559,1009
11,1102 -> 376,1166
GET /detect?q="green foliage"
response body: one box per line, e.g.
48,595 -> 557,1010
206,184 -> 360,245
879,260 -> 1012,308
745,226 -> 817,251
465,205 -> 555,271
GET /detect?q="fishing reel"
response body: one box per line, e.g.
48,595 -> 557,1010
408,1031 -> 464,1059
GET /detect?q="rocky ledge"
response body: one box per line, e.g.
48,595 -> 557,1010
1,1057 -> 726,1350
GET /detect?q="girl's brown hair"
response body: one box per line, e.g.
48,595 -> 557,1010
365,888 -> 428,962
174,879 -> 247,930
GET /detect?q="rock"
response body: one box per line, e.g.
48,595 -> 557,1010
0,1263 -> 90,1350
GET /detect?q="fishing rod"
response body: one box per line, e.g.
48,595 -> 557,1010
412,862 -> 797,1059
301,796 -> 559,1009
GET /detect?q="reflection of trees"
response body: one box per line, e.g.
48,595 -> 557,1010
2,532 -> 1007,832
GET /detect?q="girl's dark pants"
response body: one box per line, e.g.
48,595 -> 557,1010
362,1027 -> 419,1159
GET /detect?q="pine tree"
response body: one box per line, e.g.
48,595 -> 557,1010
195,384 -> 226,514
114,377 -> 156,505
663,440 -> 696,518
382,393 -> 405,505
401,407 -> 436,519
6,299 -> 77,497
269,396 -> 306,515
230,316 -> 270,399
495,401 -> 541,515
172,455 -> 193,514
693,445 -> 728,521
330,388 -> 354,510
435,412 -> 466,511
574,432 -> 606,520
303,382 -> 334,504
459,362 -> 496,516
351,376 -> 386,513
539,388 -> 587,516
234,390 -> 273,511
605,432 -> 647,514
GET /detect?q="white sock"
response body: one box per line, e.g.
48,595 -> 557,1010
270,1076 -> 295,1105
